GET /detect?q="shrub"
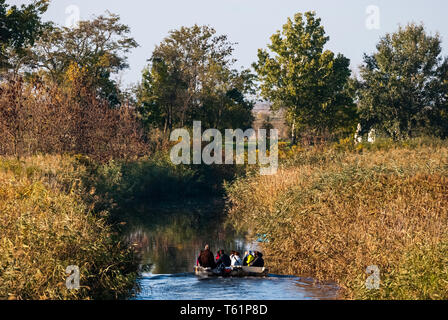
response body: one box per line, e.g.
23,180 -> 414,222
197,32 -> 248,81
0,77 -> 148,161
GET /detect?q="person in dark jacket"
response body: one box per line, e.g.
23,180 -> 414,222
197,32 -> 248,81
250,251 -> 265,267
242,251 -> 254,266
216,250 -> 231,268
197,244 -> 216,268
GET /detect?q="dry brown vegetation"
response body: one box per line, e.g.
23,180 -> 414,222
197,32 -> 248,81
226,139 -> 448,299
0,155 -> 139,300
0,75 -> 148,299
0,76 -> 148,161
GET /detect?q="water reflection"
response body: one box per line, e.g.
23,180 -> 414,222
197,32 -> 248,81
134,274 -> 339,300
124,202 -> 339,300
125,202 -> 251,274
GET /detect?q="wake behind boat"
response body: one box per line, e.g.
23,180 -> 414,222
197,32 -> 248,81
194,266 -> 269,278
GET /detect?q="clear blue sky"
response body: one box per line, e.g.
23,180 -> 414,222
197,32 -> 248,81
10,0 -> 448,86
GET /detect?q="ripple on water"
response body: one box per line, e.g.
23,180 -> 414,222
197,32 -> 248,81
132,273 -> 339,300
125,206 -> 339,301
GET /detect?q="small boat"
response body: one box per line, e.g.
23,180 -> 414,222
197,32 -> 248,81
194,266 -> 269,278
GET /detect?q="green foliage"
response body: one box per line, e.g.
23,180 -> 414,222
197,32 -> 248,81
357,23 -> 448,139
254,12 -> 356,140
79,153 -> 245,213
137,25 -> 255,134
89,155 -> 199,209
0,0 -> 49,71
31,12 -> 138,106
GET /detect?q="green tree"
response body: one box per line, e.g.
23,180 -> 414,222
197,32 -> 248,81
137,25 -> 255,134
0,0 -> 49,73
31,12 -> 138,106
357,23 -> 448,139
254,11 -> 356,143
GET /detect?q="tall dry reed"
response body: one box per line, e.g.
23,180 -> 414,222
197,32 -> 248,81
0,155 -> 139,300
226,140 -> 448,299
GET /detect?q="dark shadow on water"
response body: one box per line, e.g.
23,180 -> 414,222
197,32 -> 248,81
123,201 -> 339,300
123,199 -> 249,275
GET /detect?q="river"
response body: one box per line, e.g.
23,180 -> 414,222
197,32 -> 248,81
124,202 -> 338,300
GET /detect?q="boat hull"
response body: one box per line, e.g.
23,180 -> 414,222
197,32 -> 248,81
194,266 -> 269,278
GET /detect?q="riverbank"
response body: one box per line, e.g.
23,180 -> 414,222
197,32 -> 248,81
0,153 -> 242,300
79,153 -> 244,216
225,138 -> 448,299
0,155 -> 139,299
124,201 -> 340,300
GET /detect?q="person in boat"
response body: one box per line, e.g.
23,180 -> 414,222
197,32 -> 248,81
216,249 -> 231,268
243,251 -> 255,266
250,251 -> 265,267
197,244 -> 216,269
231,251 -> 243,267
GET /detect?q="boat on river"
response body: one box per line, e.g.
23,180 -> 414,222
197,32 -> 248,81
194,266 -> 269,278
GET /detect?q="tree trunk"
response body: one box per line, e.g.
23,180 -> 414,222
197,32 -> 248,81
291,118 -> 296,144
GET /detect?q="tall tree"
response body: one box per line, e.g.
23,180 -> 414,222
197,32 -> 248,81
137,25 -> 255,134
0,0 -> 49,73
254,11 -> 356,142
357,23 -> 448,139
31,12 -> 138,106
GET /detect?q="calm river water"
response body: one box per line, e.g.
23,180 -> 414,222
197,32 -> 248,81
124,202 -> 338,300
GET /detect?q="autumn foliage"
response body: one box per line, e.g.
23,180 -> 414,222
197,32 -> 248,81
0,71 -> 148,160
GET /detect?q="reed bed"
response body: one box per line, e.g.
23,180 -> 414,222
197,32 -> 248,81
226,139 -> 448,299
0,155 -> 139,300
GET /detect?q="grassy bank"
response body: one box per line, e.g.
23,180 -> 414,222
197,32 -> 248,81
226,138 -> 448,299
0,155 -> 139,300
0,152 -> 242,300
